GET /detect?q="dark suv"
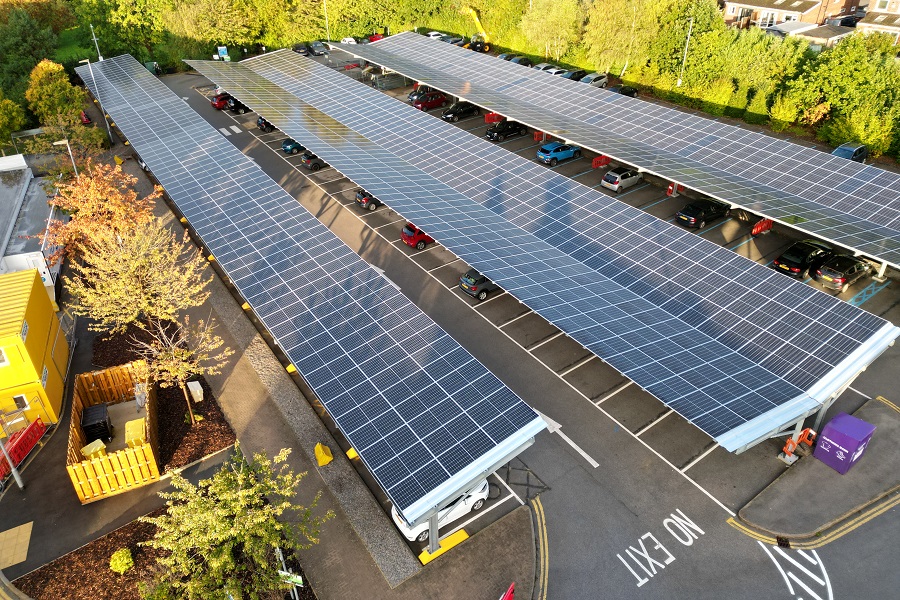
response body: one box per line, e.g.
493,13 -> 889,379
485,120 -> 528,142
773,240 -> 833,279
459,269 -> 499,301
675,198 -> 730,229
441,102 -> 480,122
300,151 -> 327,171
257,116 -> 275,133
355,189 -> 382,211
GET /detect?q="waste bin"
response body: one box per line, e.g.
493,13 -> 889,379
813,412 -> 876,474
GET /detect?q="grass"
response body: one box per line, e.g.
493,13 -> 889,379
54,27 -> 93,64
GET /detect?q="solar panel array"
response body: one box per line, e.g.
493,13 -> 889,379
76,55 -> 545,525
189,56 -> 898,452
339,32 -> 900,268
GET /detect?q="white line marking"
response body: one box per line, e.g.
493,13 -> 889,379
471,289 -> 506,304
594,381 -> 632,405
813,549 -> 833,600
635,410 -> 673,436
788,571 -> 824,600
444,492 -> 515,539
493,471 -> 526,506
538,411 -> 600,468
774,547 -> 826,587
848,386 -> 872,400
759,542 -> 794,595
680,443 -> 719,473
428,258 -> 462,272
528,331 -> 564,350
229,125 -> 242,133
219,127 -> 231,136
498,310 -> 533,327
559,355 -> 595,377
795,549 -> 817,565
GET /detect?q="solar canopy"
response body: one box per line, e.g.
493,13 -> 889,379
339,32 -> 900,269
188,54 -> 899,452
76,55 -> 545,526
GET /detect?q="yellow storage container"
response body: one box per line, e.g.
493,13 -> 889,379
81,439 -> 107,459
125,418 -> 146,448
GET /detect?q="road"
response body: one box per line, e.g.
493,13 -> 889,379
162,68 -> 899,600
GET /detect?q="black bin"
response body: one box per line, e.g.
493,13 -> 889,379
81,403 -> 114,443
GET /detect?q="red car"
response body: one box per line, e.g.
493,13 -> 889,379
412,91 -> 447,111
210,92 -> 232,110
401,223 -> 434,250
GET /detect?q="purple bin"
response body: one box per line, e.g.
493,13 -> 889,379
813,412 -> 876,475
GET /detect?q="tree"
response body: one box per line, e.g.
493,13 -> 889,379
65,217 -> 212,333
25,59 -> 86,123
131,316 -> 233,425
141,445 -> 333,599
584,0 -> 658,76
0,8 -> 57,106
519,0 -> 582,62
40,160 -> 158,264
0,90 -> 26,153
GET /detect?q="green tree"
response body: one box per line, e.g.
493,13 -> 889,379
69,0 -> 166,61
519,0 -> 582,61
0,90 -> 26,153
141,445 -> 334,599
769,91 -> 801,132
584,0 -> 655,76
818,103 -> 897,158
25,59 -> 85,124
65,217 -> 212,334
0,8 -> 57,106
131,316 -> 232,425
645,0 -> 722,77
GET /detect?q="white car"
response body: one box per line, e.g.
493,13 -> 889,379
581,72 -> 609,88
391,479 -> 489,542
426,31 -> 445,40
545,67 -> 567,76
341,37 -> 357,44
532,63 -> 558,72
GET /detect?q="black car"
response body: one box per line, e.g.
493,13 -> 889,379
292,44 -> 309,56
816,255 -> 872,293
497,53 -> 515,61
509,56 -> 533,67
300,151 -> 328,171
773,240 -> 834,279
559,69 -> 587,80
459,269 -> 500,301
309,41 -> 328,55
831,143 -> 868,163
227,97 -> 250,114
608,85 -> 638,98
675,198 -> 731,229
441,102 -> 480,122
256,116 -> 275,133
440,35 -> 465,46
485,120 -> 528,142
355,189 -> 382,211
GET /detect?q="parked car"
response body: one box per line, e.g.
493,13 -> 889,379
227,97 -> 250,114
485,120 -> 528,142
79,110 -> 92,125
441,101 -> 480,122
426,31 -> 445,39
536,142 -> 581,166
340,37 -> 357,44
210,92 -> 232,110
309,41 -> 328,55
412,91 -> 448,111
545,67 -> 567,76
391,479 -> 489,542
281,138 -> 306,154
509,56 -> 533,67
459,269 -> 499,301
559,69 -> 587,80
401,223 -> 435,250
441,35 -> 465,45
600,167 -> 643,192
407,86 -> 435,103
816,255 -> 872,292
773,240 -> 834,278
533,63 -> 558,72
675,198 -> 731,229
608,85 -> 638,98
256,116 -> 275,133
299,151 -> 327,171
838,15 -> 862,27
580,72 -> 609,88
292,44 -> 309,56
831,143 -> 868,163
355,189 -> 382,211
497,53 -> 515,61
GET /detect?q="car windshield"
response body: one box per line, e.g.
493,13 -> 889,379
461,269 -> 483,284
831,147 -> 857,159
402,224 -> 416,236
782,244 -> 814,262
680,204 -> 701,216
602,172 -> 620,183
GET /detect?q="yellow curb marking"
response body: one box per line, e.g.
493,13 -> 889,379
875,395 -> 899,414
532,497 -> 549,600
418,530 -> 468,564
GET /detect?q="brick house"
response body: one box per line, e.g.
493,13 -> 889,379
857,1 -> 900,42
724,0 -> 858,28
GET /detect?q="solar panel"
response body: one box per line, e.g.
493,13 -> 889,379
76,55 -> 545,525
339,32 -> 900,268
187,56 -> 899,452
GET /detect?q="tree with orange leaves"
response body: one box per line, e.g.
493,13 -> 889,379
42,160 -> 159,265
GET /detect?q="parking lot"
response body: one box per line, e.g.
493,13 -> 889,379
193,66 -> 899,555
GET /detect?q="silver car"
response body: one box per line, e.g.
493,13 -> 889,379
532,63 -> 558,72
581,72 -> 609,88
600,167 -> 643,192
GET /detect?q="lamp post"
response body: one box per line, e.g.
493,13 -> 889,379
676,16 -> 694,88
79,58 -> 112,144
53,139 -> 78,178
323,0 -> 331,42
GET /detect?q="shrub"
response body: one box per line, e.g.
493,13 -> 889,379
700,77 -> 736,117
744,86 -> 771,125
769,92 -> 800,132
110,548 -> 134,575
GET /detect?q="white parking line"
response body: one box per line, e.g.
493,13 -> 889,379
528,331 -> 564,350
219,127 -> 232,136
493,471 -> 526,506
559,355 -> 596,377
444,490 -> 517,540
849,386 -> 873,400
429,258 -> 462,272
594,381 -> 632,405
680,443 -> 720,473
470,289 -> 506,304
498,310 -> 534,327
635,409 -> 673,436
229,125 -> 242,134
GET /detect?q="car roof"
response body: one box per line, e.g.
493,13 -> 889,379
540,142 -> 564,150
792,239 -> 831,251
609,166 -> 630,174
824,254 -> 864,269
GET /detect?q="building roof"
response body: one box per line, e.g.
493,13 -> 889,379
795,24 -> 856,40
768,21 -> 819,34
725,0 -> 820,14
0,270 -> 38,339
0,162 -> 31,258
859,11 -> 900,30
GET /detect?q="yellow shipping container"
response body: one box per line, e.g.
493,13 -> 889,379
0,270 -> 70,435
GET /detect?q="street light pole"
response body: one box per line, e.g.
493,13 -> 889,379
0,437 -> 24,490
323,0 -> 331,42
53,139 -> 79,178
676,16 -> 694,88
89,23 -> 103,61
79,58 -> 112,145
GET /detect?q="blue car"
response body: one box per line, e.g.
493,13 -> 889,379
281,138 -> 306,155
536,142 -> 581,166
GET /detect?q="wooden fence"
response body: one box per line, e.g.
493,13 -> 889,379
66,362 -> 160,504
